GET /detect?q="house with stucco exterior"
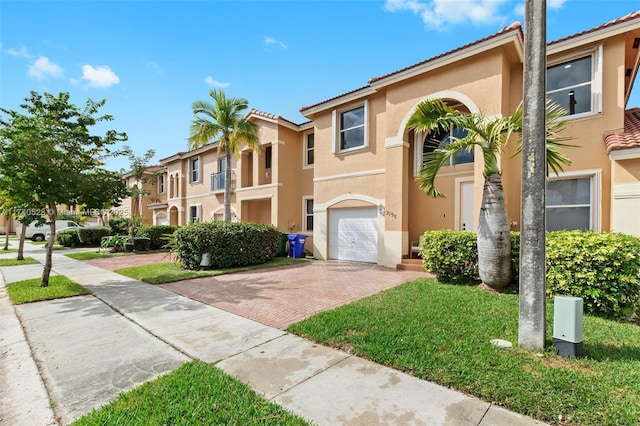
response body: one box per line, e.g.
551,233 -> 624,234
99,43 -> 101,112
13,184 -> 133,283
124,11 -> 640,269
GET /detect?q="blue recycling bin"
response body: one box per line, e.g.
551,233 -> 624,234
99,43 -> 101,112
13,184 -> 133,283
287,233 -> 307,258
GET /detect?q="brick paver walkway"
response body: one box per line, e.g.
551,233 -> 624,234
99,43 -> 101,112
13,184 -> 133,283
84,254 -> 430,329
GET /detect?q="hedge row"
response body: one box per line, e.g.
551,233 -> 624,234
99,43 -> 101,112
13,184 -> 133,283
174,221 -> 281,270
55,226 -> 112,247
134,225 -> 178,250
420,230 -> 640,320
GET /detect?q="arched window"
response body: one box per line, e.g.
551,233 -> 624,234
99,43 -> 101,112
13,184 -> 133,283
423,126 -> 473,166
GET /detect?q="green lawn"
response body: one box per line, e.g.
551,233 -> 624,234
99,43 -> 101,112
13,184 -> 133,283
0,248 -> 18,253
0,257 -> 39,267
6,275 -> 91,304
73,361 -> 310,426
66,251 -> 131,261
287,278 -> 640,426
115,257 -> 311,285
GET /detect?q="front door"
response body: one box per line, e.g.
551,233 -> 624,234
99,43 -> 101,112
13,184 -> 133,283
460,181 -> 475,231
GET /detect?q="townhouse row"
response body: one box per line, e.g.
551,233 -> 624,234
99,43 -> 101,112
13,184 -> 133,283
112,11 -> 640,268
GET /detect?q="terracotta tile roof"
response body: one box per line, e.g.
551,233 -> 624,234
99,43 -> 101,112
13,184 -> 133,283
300,22 -> 523,113
548,10 -> 640,47
367,21 -> 523,85
248,108 -> 302,127
605,108 -> 640,153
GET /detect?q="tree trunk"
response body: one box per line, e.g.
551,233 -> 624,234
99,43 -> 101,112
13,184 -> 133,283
41,206 -> 57,287
477,173 -> 512,289
3,215 -> 10,250
224,149 -> 232,222
17,221 -> 27,261
519,0 -> 547,350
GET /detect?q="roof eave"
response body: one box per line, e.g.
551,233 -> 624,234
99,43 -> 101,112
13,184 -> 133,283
370,30 -> 524,90
300,87 -> 378,117
609,146 -> 640,160
548,14 -> 640,55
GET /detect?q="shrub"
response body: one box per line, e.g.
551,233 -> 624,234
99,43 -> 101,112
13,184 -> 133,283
56,228 -> 81,247
135,225 -> 178,250
175,221 -> 281,270
420,230 -> 479,284
77,226 -> 112,246
101,235 -> 128,252
108,217 -> 130,235
546,231 -> 640,319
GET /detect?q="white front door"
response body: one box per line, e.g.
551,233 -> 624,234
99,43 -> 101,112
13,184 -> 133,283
460,181 -> 475,232
329,207 -> 378,263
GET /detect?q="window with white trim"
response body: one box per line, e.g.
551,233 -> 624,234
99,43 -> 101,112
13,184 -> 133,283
189,205 -> 201,223
546,175 -> 597,231
333,101 -> 368,153
305,133 -> 314,166
547,48 -> 601,117
157,174 -> 165,194
304,198 -> 313,232
190,157 -> 200,183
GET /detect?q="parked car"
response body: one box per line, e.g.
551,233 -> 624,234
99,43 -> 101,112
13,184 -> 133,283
22,220 -> 80,241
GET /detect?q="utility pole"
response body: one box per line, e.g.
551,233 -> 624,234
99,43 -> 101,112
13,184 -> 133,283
519,0 -> 547,349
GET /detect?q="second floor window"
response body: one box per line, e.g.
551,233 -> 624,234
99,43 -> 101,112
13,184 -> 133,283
547,50 -> 599,117
422,127 -> 472,167
305,133 -> 314,166
191,158 -> 200,183
157,174 -> 165,194
265,146 -> 272,169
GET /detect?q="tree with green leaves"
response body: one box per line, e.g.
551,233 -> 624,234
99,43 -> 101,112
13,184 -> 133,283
0,91 -> 127,286
407,99 -> 572,290
121,145 -> 157,220
80,169 -> 130,226
188,89 -> 261,222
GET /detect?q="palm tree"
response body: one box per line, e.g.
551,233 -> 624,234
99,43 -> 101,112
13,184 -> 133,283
407,99 -> 572,290
188,89 -> 260,222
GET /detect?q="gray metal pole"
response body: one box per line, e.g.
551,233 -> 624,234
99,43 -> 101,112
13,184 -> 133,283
519,0 -> 547,349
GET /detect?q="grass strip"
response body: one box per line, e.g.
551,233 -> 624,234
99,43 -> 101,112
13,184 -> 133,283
7,275 -> 90,304
0,257 -> 39,267
66,251 -> 129,261
116,257 -> 311,285
287,278 -> 640,425
73,360 -> 310,425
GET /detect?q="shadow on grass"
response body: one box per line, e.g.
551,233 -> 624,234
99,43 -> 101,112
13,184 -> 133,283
584,342 -> 640,362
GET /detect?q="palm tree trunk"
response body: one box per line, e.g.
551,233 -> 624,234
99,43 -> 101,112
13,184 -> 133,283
477,173 -> 512,289
224,149 -> 232,222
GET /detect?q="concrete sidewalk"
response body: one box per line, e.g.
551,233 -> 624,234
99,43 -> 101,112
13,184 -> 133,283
0,245 -> 549,425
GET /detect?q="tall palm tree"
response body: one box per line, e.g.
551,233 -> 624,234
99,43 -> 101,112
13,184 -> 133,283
407,99 -> 572,289
188,89 -> 260,222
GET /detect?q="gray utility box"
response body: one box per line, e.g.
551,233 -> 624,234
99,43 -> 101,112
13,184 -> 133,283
552,295 -> 584,358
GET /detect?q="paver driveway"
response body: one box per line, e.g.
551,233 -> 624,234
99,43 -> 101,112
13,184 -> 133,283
87,254 -> 430,329
159,261 -> 429,329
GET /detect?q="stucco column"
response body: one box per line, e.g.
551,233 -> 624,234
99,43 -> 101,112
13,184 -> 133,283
382,136 -> 409,268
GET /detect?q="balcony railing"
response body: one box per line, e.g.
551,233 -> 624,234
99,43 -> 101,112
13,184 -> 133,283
211,171 -> 235,192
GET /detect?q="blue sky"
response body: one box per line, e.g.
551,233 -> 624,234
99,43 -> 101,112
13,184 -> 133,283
2,0 -> 639,171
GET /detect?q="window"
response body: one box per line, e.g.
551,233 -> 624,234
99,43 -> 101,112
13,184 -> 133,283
547,49 -> 601,117
157,174 -> 165,194
265,146 -> 272,169
305,133 -> 314,166
333,101 -> 368,153
546,176 -> 595,231
189,205 -> 201,223
211,158 -> 225,191
304,198 -> 313,231
190,158 -> 200,183
415,127 -> 472,173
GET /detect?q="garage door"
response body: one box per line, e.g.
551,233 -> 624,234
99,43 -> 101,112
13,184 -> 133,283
329,207 -> 378,263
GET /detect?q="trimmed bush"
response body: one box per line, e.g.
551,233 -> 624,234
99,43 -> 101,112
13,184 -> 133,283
77,226 -> 112,246
174,221 -> 281,270
419,229 -> 640,319
135,225 -> 178,250
56,228 -> 81,247
108,217 -> 130,235
546,231 -> 640,320
420,230 -> 479,284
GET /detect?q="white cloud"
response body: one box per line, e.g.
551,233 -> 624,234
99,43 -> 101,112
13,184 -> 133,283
204,76 -> 230,88
81,64 -> 120,88
28,56 -> 63,79
7,46 -> 33,58
264,36 -> 287,49
384,0 -> 511,31
548,0 -> 566,10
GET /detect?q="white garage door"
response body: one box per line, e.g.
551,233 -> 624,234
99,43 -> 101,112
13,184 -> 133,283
329,207 -> 378,263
